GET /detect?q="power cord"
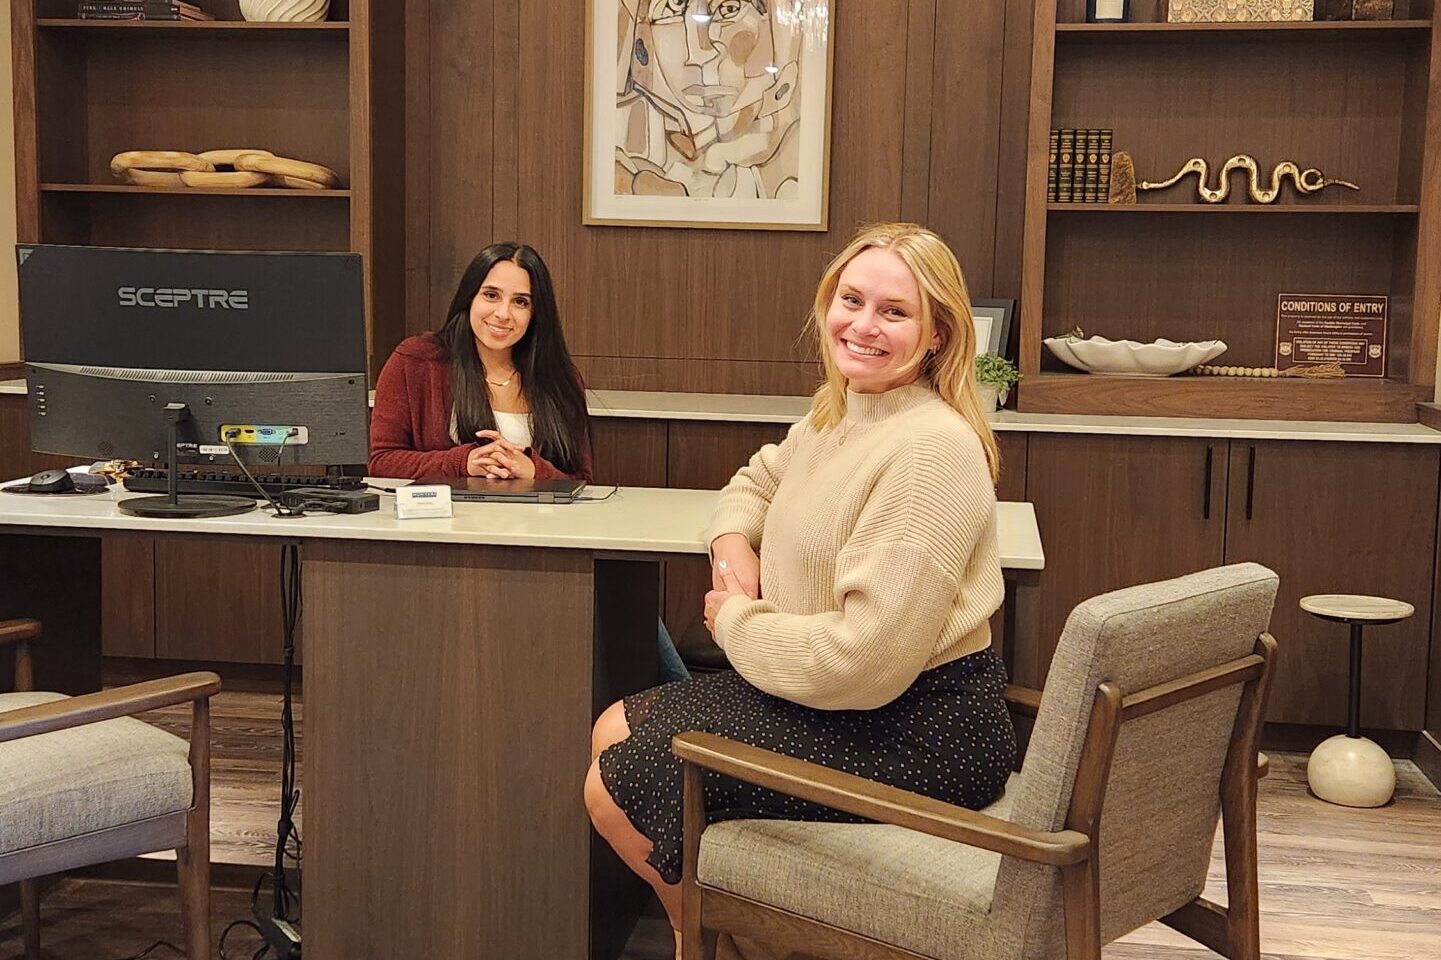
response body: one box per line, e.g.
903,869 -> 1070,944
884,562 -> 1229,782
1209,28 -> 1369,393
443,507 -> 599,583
216,543 -> 304,959
269,543 -> 303,924
218,917 -> 269,960
111,940 -> 185,960
576,483 -> 621,503
261,498 -> 353,517
225,428 -> 308,519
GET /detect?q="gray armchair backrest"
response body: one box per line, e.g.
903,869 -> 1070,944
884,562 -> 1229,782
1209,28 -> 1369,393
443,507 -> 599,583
993,563 -> 1278,960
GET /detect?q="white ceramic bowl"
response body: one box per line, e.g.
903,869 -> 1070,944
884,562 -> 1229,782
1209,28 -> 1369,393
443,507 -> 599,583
1043,335 -> 1227,377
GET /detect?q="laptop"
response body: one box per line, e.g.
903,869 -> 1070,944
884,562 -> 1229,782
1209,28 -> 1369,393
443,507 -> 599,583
415,477 -> 587,504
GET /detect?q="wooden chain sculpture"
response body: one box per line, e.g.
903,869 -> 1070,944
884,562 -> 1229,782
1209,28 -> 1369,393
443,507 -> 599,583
1139,154 -> 1359,203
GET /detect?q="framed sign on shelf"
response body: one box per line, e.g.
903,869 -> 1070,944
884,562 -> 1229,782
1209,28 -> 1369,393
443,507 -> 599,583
971,298 -> 1016,359
1276,294 -> 1388,378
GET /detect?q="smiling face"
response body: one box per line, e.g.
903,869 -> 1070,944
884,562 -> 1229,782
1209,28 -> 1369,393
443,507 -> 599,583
823,247 -> 937,394
469,260 -> 533,356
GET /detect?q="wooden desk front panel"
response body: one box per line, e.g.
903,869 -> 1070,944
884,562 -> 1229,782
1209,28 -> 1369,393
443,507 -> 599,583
301,539 -> 596,960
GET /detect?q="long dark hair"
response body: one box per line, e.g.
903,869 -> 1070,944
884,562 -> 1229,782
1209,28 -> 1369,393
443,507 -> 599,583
429,243 -> 589,475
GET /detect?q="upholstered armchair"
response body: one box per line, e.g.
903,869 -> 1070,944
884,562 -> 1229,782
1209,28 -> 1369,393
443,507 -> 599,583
0,618 -> 218,960
674,563 -> 1279,960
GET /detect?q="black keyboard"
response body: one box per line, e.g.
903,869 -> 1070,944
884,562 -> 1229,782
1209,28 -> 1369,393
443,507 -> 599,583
123,468 -> 367,499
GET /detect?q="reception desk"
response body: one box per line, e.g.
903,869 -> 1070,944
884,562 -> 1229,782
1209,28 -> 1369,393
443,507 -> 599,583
0,484 -> 1043,960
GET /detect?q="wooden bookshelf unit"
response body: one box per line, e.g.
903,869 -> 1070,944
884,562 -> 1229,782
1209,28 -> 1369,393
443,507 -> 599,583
1020,0 -> 1441,422
10,0 -> 403,379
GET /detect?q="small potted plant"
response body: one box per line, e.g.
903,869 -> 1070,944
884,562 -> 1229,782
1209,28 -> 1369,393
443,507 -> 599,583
974,353 -> 1020,412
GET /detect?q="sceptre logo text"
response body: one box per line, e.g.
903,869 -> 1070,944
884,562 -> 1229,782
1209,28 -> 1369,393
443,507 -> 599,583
118,287 -> 249,309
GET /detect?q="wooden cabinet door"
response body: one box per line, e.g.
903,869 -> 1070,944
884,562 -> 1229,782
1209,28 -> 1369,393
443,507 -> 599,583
590,419 -> 668,488
156,540 -> 292,664
1024,434 -> 1228,689
1225,441 -> 1438,730
102,536 -> 156,658
995,431 -> 1027,504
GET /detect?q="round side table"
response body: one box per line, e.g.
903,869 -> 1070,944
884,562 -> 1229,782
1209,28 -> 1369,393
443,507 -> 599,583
1300,594 -> 1414,808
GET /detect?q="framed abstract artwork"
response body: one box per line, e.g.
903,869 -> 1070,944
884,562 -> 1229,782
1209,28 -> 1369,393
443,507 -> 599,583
584,0 -> 835,231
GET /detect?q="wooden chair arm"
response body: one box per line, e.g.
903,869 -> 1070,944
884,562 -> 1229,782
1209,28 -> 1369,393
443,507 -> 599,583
0,672 -> 221,745
672,731 -> 1090,867
1005,684 -> 1042,718
0,619 -> 41,647
0,619 -> 41,692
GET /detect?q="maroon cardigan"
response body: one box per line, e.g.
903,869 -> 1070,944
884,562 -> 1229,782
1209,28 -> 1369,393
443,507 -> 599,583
369,335 -> 592,481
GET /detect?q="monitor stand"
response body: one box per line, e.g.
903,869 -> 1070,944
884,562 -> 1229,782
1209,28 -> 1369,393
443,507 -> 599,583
119,402 -> 257,519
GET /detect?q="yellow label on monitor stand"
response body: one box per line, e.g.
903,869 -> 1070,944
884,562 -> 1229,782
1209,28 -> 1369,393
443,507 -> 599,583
218,425 -> 310,445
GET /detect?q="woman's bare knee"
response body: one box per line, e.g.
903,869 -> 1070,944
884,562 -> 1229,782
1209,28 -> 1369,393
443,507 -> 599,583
584,759 -> 682,929
584,759 -> 625,834
591,699 -> 631,761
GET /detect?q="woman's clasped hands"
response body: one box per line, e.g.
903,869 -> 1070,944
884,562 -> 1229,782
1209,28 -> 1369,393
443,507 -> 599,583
704,532 -> 760,635
467,429 -> 537,479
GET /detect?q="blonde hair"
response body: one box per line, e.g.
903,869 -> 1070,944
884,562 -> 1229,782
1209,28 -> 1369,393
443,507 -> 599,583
807,222 -> 1000,484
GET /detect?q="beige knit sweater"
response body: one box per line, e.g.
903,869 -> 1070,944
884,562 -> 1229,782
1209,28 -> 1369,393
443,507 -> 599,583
707,382 -> 1003,711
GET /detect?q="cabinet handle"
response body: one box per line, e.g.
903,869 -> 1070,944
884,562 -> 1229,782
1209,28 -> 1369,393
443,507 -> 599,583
1245,445 -> 1257,521
1202,445 -> 1213,520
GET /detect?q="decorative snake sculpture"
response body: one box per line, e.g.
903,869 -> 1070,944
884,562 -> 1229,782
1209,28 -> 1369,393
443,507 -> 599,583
1139,155 -> 1359,203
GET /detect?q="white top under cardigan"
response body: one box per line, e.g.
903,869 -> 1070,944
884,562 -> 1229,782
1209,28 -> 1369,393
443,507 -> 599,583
448,409 -> 534,449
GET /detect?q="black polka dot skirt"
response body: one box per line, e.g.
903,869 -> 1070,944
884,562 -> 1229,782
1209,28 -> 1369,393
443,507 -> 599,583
597,646 -> 1017,885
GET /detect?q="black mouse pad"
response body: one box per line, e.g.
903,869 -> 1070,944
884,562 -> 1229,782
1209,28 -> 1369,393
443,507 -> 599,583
2,479 -> 112,496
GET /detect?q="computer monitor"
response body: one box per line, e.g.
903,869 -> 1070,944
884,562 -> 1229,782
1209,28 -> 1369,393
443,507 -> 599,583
16,244 -> 370,518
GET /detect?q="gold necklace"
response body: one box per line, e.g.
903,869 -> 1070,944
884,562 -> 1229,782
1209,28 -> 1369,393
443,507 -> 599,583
485,369 -> 518,389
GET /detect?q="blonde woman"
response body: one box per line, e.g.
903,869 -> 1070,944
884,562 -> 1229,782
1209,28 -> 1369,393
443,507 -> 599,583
584,223 -> 1015,946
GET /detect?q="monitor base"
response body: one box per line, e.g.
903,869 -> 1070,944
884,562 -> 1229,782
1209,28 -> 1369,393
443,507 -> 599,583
119,494 -> 257,519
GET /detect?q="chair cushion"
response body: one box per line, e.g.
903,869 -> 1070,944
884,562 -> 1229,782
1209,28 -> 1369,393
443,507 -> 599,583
0,692 -> 194,856
696,775 -> 1018,960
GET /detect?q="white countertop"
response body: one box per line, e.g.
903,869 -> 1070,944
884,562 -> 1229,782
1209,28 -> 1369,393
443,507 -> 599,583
0,480 -> 1046,570
587,389 -> 813,423
584,390 -> 1441,443
6,377 -> 1434,444
985,410 -> 1441,444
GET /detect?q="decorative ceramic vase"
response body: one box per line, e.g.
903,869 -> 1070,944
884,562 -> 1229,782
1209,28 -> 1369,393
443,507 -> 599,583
239,0 -> 331,22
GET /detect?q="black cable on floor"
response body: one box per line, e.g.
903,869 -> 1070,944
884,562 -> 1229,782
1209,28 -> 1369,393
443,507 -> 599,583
111,940 -> 185,960
217,918 -> 268,960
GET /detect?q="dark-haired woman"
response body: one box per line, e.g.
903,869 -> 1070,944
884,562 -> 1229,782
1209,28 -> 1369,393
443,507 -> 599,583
369,243 -> 690,683
369,242 -> 592,482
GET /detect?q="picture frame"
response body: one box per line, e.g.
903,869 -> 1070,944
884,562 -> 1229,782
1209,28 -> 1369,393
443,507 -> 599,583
971,298 -> 1015,359
583,0 -> 835,231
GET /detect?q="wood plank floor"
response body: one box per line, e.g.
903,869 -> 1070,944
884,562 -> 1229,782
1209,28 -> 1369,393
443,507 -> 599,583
131,689 -> 305,869
2,689 -> 1437,959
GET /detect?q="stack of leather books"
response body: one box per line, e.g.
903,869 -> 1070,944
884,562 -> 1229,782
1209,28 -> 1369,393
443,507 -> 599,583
78,1 -> 214,20
1047,128 -> 1114,204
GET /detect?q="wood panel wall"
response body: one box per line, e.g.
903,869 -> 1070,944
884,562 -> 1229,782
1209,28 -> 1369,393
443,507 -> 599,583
403,0 -> 1031,394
